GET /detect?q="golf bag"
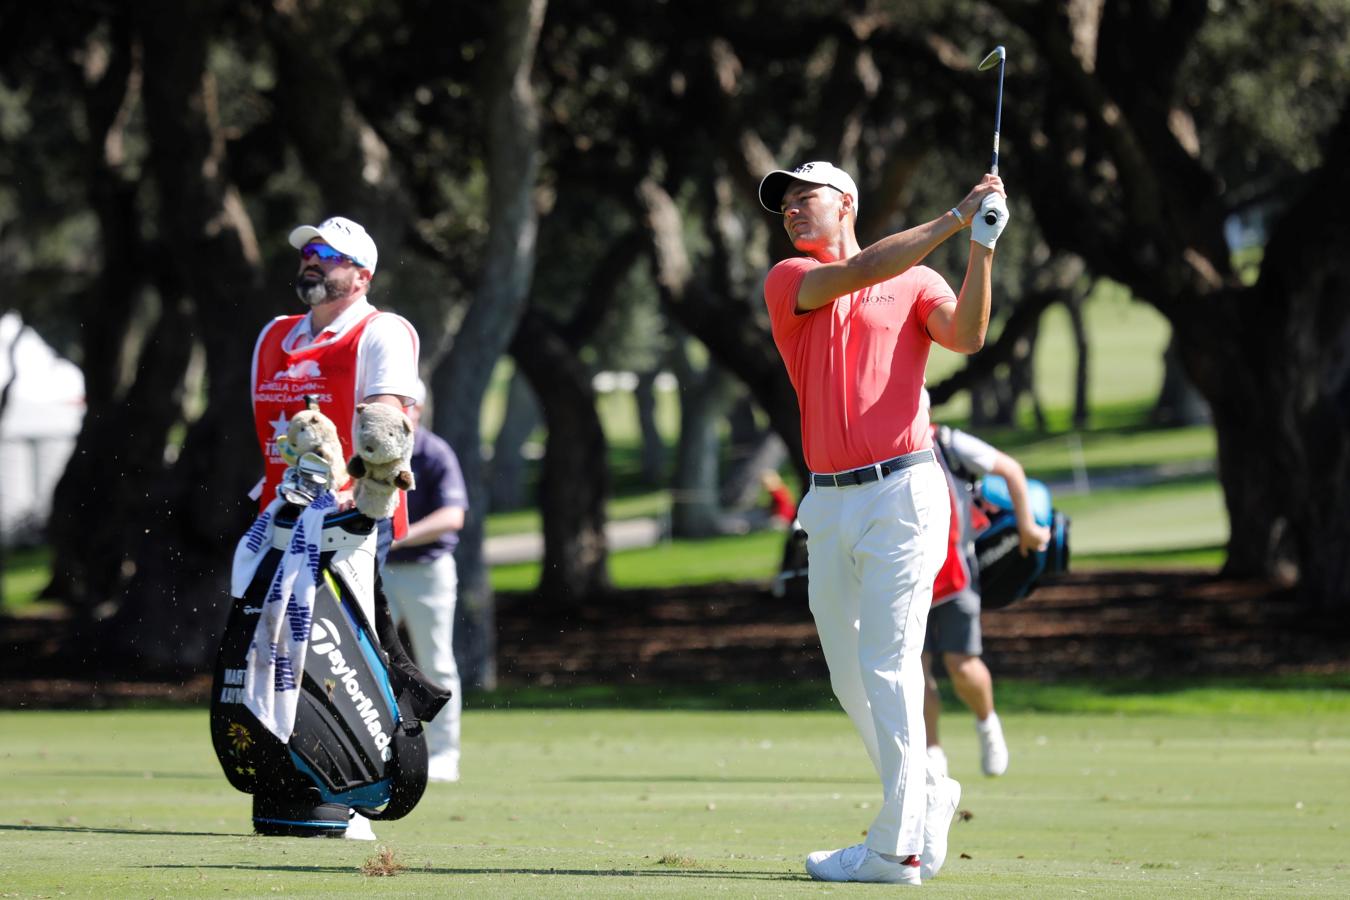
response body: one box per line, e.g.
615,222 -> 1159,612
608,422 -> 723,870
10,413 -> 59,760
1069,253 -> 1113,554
210,502 -> 450,837
772,518 -> 810,602
971,475 -> 1070,609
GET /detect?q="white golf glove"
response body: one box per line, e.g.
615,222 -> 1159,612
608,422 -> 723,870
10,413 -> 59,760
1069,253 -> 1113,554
970,194 -> 1009,249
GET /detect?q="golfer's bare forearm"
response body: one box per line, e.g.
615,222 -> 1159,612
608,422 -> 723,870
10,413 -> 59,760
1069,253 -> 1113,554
953,246 -> 995,352
797,215 -> 965,311
927,246 -> 994,353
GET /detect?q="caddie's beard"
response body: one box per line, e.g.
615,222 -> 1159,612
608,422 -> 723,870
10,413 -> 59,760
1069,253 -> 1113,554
294,269 -> 352,307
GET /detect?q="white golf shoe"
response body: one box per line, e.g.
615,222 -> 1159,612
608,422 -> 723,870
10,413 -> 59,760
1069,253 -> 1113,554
977,712 -> 1009,776
805,843 -> 921,885
427,751 -> 461,783
920,774 -> 962,880
343,810 -> 377,841
927,744 -> 949,779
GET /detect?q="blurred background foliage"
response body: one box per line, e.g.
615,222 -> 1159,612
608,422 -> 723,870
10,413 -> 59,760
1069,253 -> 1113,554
0,0 -> 1347,683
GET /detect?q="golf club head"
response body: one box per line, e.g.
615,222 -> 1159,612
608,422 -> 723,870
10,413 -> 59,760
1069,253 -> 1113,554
978,45 -> 1006,71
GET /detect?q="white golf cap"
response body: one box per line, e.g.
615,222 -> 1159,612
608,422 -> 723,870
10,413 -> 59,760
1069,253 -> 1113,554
288,216 -> 379,273
758,161 -> 859,213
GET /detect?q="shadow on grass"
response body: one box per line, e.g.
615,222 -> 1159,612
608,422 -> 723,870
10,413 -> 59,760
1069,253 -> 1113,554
0,824 -> 240,838
20,768 -> 219,780
473,674 -> 1350,715
145,862 -> 802,881
563,774 -> 872,785
474,681 -> 840,712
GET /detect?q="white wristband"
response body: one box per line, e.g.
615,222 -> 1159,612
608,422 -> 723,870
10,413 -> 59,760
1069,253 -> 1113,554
949,206 -> 967,226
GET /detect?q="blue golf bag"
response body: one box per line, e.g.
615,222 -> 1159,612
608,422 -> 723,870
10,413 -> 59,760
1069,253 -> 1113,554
971,474 -> 1070,609
210,502 -> 450,837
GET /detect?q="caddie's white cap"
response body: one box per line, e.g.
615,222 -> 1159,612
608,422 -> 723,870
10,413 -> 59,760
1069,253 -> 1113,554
758,161 -> 859,213
288,216 -> 379,273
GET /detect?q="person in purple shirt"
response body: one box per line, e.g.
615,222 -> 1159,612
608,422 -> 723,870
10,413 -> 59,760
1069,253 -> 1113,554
383,380 -> 468,783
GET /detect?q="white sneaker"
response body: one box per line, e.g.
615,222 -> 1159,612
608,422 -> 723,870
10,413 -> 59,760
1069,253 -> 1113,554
927,744 -> 949,779
427,752 -> 461,783
805,843 -> 921,885
920,774 -> 962,880
344,810 -> 377,841
977,712 -> 1009,776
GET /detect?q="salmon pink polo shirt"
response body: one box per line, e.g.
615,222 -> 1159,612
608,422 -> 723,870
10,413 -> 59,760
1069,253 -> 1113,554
764,256 -> 955,474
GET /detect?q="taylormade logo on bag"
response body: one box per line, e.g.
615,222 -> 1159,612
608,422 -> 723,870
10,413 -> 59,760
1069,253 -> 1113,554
310,618 -> 394,761
977,532 -> 1020,570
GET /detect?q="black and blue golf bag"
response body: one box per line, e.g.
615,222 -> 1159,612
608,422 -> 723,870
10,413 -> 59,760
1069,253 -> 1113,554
971,474 -> 1071,609
210,501 -> 450,837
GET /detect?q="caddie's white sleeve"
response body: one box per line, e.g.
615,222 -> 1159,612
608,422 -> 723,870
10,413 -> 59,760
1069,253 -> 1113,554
947,428 -> 999,478
356,312 -> 421,404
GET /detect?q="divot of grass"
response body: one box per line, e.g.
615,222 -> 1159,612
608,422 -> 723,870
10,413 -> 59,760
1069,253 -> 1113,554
360,846 -> 405,877
656,852 -> 697,867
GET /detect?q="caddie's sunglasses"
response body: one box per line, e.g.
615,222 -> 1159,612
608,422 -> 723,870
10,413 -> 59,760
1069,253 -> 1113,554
299,242 -> 351,264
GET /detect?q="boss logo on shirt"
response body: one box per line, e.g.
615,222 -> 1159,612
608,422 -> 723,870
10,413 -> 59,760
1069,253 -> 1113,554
860,293 -> 898,304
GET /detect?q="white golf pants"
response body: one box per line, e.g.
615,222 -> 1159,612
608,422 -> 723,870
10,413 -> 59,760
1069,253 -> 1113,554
382,553 -> 462,761
796,459 -> 950,856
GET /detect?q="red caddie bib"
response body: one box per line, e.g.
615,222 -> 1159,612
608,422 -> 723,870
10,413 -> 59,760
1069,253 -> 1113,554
251,311 -> 409,538
931,424 -> 988,606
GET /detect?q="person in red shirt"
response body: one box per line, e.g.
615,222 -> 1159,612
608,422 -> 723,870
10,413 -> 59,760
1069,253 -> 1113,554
760,161 -> 1008,885
249,216 -> 421,549
926,404 -> 1049,781
760,469 -> 797,529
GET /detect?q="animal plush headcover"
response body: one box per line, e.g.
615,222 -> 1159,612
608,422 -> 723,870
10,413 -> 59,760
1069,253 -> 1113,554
347,403 -> 415,519
284,408 -> 348,488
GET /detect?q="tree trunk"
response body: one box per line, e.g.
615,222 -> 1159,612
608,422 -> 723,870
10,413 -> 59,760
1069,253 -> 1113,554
1184,234 -> 1350,602
992,3 -> 1350,605
106,0 -> 271,673
434,0 -> 547,690
636,176 -> 806,488
263,1 -> 412,267
488,370 -> 540,512
1152,335 -> 1210,427
1066,293 -> 1090,429
44,17 -> 188,616
633,369 -> 667,486
510,311 -> 610,601
668,343 -> 741,537
721,426 -> 788,512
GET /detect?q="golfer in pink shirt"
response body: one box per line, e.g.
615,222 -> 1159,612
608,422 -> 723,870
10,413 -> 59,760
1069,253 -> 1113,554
760,161 -> 1008,885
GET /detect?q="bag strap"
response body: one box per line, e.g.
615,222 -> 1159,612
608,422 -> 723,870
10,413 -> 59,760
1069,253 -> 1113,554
373,576 -> 454,722
934,425 -> 979,485
353,689 -> 428,821
355,579 -> 449,821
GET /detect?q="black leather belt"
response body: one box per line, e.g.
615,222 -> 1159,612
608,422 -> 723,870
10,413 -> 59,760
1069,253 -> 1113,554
811,449 -> 934,488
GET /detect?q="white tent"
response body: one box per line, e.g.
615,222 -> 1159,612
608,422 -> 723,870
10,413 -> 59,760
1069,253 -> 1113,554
0,312 -> 85,543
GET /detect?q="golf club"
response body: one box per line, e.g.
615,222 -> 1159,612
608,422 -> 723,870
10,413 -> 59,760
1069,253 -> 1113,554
977,45 -> 1006,224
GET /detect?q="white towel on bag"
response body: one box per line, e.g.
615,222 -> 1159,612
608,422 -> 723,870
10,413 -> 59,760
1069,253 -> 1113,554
232,492 -> 336,742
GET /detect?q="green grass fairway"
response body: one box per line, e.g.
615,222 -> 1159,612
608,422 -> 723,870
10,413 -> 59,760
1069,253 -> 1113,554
4,686 -> 1348,897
